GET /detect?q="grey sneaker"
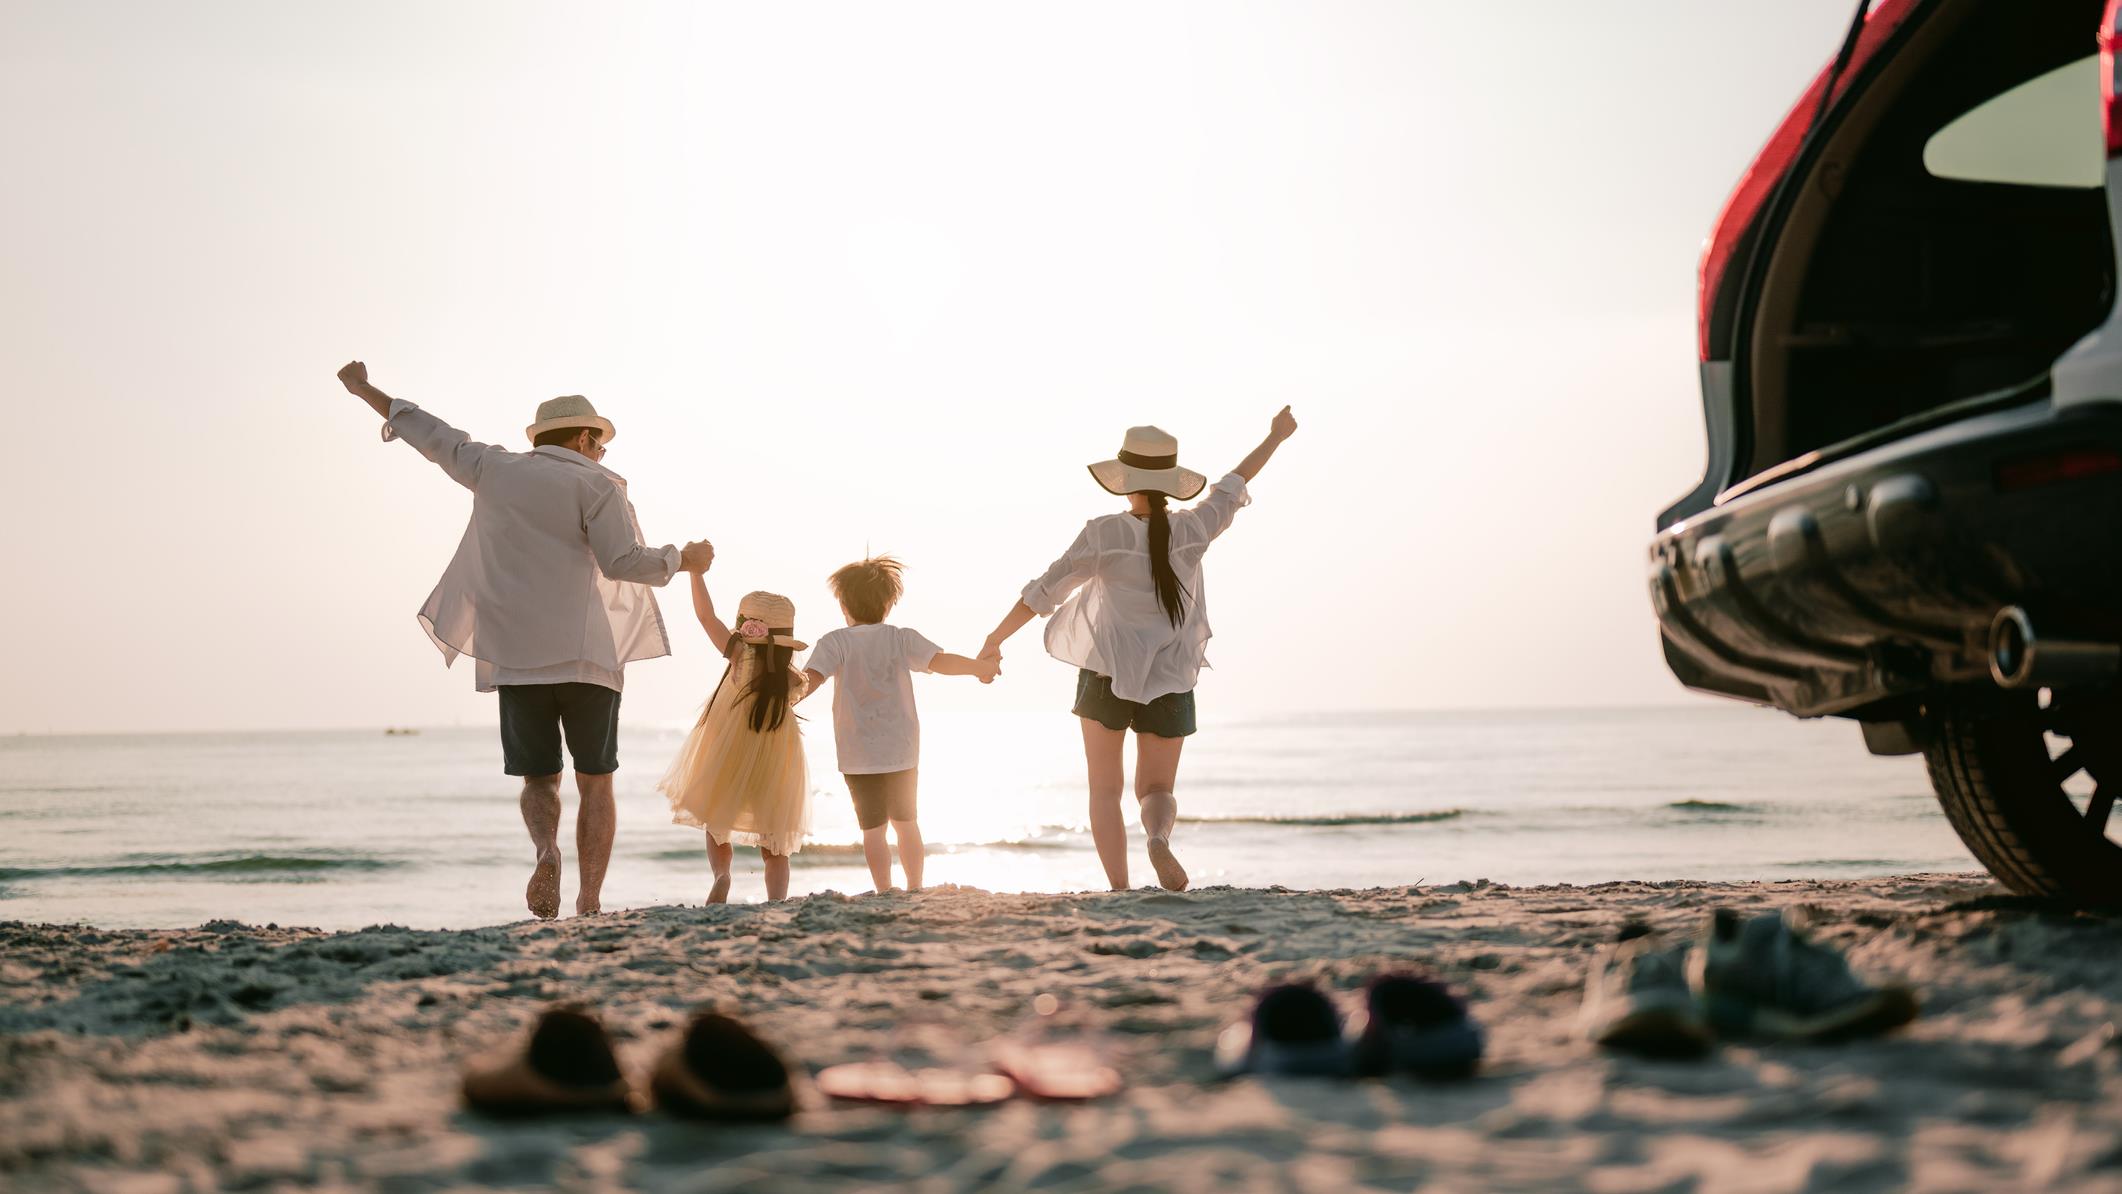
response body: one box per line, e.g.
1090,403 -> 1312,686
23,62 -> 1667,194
1696,908 -> 1919,1042
1580,924 -> 1715,1059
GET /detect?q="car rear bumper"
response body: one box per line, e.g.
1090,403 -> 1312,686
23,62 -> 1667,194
1649,398 -> 2122,718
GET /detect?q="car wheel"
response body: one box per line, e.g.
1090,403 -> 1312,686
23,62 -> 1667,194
1924,689 -> 2122,905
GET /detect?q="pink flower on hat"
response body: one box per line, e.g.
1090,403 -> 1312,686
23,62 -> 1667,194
738,618 -> 770,641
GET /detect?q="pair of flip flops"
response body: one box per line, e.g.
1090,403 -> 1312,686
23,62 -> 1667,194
462,1005 -> 794,1121
1215,973 -> 1484,1080
814,1040 -> 1122,1107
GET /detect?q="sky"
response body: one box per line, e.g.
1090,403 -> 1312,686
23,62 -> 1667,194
0,1 -> 1873,734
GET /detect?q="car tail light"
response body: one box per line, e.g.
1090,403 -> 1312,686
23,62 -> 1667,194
1697,1 -> 1923,360
1995,445 -> 2122,492
2103,0 -> 2122,155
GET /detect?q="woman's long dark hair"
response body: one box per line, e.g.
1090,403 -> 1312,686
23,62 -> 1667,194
707,637 -> 797,732
1144,491 -> 1189,627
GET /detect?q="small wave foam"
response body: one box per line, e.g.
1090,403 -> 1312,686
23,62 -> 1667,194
0,853 -> 399,882
1177,809 -> 1468,827
648,837 -> 1083,867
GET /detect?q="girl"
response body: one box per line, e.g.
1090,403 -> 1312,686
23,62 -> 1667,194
659,570 -> 811,903
979,406 -> 1298,891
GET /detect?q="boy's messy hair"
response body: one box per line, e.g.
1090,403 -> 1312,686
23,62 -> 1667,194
829,555 -> 905,625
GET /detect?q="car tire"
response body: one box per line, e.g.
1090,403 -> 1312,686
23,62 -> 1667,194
1923,690 -> 2122,906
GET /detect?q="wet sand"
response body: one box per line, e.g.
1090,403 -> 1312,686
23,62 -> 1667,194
4,874 -> 2119,1192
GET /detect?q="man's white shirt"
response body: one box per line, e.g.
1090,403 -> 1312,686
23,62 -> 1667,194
385,399 -> 680,692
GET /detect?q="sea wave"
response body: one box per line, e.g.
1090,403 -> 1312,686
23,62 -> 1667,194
648,836 -> 1085,866
0,854 -> 400,881
1666,800 -> 1752,812
1176,810 -> 1469,827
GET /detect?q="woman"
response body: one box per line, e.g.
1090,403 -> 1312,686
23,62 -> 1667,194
980,406 -> 1298,890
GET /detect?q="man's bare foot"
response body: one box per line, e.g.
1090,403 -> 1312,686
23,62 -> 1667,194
527,849 -> 562,919
1147,838 -> 1188,892
708,874 -> 732,905
575,896 -> 602,917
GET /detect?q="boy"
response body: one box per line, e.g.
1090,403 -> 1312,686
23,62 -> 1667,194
802,556 -> 998,892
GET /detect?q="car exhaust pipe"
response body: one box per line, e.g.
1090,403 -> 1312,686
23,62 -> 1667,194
1989,606 -> 2122,689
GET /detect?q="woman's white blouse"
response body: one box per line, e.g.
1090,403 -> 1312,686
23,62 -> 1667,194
1020,472 -> 1251,704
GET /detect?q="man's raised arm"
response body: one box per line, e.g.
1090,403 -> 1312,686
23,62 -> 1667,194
337,360 -> 494,490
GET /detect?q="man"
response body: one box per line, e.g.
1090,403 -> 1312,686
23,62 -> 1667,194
337,360 -> 711,919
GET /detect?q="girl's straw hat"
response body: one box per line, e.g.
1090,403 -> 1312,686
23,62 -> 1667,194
525,395 -> 617,445
734,591 -> 806,651
1088,426 -> 1207,500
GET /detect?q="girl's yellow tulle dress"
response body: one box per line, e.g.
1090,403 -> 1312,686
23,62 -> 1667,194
659,651 -> 810,855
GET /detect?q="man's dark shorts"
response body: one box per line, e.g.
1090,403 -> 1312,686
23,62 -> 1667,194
499,683 -> 622,776
1072,669 -> 1198,738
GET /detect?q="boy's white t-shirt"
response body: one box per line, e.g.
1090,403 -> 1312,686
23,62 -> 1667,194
805,623 -> 942,775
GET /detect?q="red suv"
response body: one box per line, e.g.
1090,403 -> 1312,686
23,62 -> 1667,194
1653,0 -> 2122,903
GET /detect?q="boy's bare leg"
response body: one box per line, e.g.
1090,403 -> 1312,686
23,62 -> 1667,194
573,771 -> 615,915
1080,718 -> 1130,890
1135,732 -> 1187,891
892,819 -> 925,891
761,848 -> 791,901
706,836 -> 733,904
520,773 -> 565,919
861,825 -> 894,892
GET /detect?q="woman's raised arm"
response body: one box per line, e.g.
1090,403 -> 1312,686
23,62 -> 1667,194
1231,405 -> 1299,481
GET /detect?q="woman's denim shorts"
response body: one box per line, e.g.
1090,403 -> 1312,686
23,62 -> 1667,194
1072,669 -> 1197,738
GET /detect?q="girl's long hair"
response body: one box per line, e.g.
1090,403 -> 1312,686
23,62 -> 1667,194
706,637 -> 796,732
1144,491 -> 1189,627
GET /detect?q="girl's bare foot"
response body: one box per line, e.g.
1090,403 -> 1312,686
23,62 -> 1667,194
708,874 -> 732,904
1146,838 -> 1188,892
526,849 -> 563,919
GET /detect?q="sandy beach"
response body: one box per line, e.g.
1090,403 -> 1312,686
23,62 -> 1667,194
4,873 -> 2119,1192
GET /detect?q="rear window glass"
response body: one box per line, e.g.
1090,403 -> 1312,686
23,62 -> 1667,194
1923,56 -> 2103,189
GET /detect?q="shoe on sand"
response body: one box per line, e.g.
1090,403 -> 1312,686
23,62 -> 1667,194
527,849 -> 562,920
1580,924 -> 1714,1059
817,1061 -> 1015,1107
461,1005 -> 635,1116
1351,973 -> 1485,1079
1146,837 -> 1189,892
651,1011 -> 797,1121
989,1041 -> 1123,1101
1697,908 -> 1920,1042
1215,983 -> 1350,1078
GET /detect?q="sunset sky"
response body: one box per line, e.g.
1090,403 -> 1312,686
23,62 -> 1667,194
0,1 -> 1872,733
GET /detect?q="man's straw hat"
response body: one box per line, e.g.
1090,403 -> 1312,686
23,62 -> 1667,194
734,591 -> 806,651
1088,425 -> 1207,500
525,395 -> 617,445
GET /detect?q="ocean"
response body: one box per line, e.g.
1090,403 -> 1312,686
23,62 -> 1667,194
0,706 -> 1978,931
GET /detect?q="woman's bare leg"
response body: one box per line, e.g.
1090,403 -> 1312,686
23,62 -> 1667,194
706,836 -> 733,904
892,819 -> 925,891
1135,732 -> 1187,891
761,848 -> 791,901
1080,718 -> 1130,890
861,825 -> 894,892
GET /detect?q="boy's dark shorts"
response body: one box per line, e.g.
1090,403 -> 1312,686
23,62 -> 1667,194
1072,669 -> 1197,738
498,682 -> 622,776
844,769 -> 918,830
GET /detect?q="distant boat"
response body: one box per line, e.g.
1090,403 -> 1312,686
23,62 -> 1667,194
383,727 -> 421,737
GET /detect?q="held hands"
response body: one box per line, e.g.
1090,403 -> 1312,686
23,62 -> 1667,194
1270,404 -> 1298,442
972,655 -> 1001,684
680,539 -> 715,573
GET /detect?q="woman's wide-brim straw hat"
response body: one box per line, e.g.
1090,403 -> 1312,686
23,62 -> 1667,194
525,395 -> 617,445
735,591 -> 807,651
1088,425 -> 1207,500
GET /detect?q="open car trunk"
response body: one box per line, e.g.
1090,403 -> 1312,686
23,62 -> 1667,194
1735,0 -> 2116,487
